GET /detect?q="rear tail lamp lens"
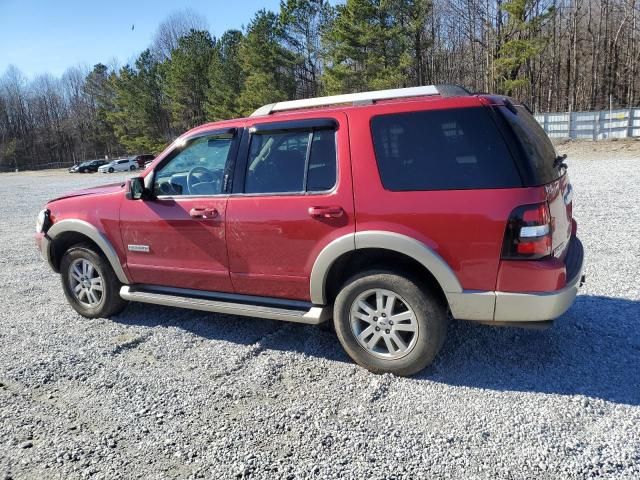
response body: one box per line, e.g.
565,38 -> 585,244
502,202 -> 552,259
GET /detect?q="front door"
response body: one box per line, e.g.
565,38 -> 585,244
225,114 -> 354,301
120,129 -> 238,292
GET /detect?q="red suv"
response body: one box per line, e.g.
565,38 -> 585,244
35,85 -> 584,376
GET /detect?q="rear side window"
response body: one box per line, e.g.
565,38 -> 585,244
245,129 -> 336,194
498,105 -> 559,185
371,107 -> 521,191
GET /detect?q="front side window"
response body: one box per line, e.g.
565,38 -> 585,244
244,129 -> 336,194
371,107 -> 521,191
154,133 -> 233,196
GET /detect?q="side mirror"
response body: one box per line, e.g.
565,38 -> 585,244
126,176 -> 146,200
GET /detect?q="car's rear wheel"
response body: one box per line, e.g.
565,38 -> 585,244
333,270 -> 447,376
60,244 -> 128,318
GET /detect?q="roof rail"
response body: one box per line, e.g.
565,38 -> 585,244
251,85 -> 446,117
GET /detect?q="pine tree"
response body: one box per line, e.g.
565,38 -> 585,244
165,29 -> 215,131
280,0 -> 334,97
494,0 -> 554,94
84,64 -> 119,157
322,0 -> 408,94
206,30 -> 245,120
108,50 -> 171,153
237,10 -> 296,115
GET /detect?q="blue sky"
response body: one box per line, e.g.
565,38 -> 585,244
0,0 -> 286,79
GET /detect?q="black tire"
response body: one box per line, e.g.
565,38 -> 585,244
108,167 -> 114,173
333,270 -> 447,376
130,165 -> 136,171
60,243 -> 128,318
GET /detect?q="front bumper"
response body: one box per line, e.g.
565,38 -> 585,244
448,236 -> 585,323
35,232 -> 55,269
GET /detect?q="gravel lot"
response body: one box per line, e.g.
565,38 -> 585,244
1,142 -> 639,479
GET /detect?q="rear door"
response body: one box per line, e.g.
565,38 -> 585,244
225,114 -> 354,301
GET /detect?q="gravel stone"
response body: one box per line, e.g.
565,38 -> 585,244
0,142 -> 639,479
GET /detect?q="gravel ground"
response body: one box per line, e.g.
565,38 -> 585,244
1,145 -> 639,479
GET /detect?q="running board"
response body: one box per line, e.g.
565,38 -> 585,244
119,285 -> 331,325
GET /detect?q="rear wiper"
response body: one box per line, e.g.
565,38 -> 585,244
553,154 -> 567,169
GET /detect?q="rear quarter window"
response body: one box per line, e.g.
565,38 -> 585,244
371,107 -> 522,191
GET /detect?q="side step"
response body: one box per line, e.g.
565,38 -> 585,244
119,285 -> 331,325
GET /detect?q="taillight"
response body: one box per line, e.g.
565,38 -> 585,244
502,202 -> 553,259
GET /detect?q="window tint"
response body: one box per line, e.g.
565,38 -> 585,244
371,107 -> 521,191
154,134 -> 233,196
307,130 -> 337,191
244,129 -> 336,194
499,105 -> 560,184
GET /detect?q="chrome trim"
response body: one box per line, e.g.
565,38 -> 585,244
127,244 -> 150,253
155,194 -> 229,200
46,219 -> 130,284
120,286 -> 330,324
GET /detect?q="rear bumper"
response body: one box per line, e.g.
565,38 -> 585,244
494,237 -> 584,321
448,236 -> 585,323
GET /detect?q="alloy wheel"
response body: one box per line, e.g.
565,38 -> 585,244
349,288 -> 419,360
68,258 -> 104,308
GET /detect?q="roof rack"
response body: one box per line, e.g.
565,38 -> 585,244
250,85 -> 464,117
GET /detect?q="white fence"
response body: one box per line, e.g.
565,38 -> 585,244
534,108 -> 640,140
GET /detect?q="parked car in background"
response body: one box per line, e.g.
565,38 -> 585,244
131,154 -> 155,168
98,158 -> 138,173
71,159 -> 107,173
35,85 -> 584,376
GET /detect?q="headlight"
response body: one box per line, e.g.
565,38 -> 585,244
36,209 -> 50,233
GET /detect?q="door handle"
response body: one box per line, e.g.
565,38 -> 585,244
189,207 -> 219,219
308,206 -> 344,218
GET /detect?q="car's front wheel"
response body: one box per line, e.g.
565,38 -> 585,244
130,165 -> 136,171
333,270 -> 447,376
108,167 -> 114,173
60,244 -> 128,318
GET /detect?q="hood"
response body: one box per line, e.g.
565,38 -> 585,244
48,182 -> 125,203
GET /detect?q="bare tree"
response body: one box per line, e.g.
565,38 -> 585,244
151,9 -> 209,61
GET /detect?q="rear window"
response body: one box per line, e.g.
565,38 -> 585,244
371,107 -> 521,191
498,105 -> 559,184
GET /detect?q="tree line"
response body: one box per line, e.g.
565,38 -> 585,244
1,0 -> 639,170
